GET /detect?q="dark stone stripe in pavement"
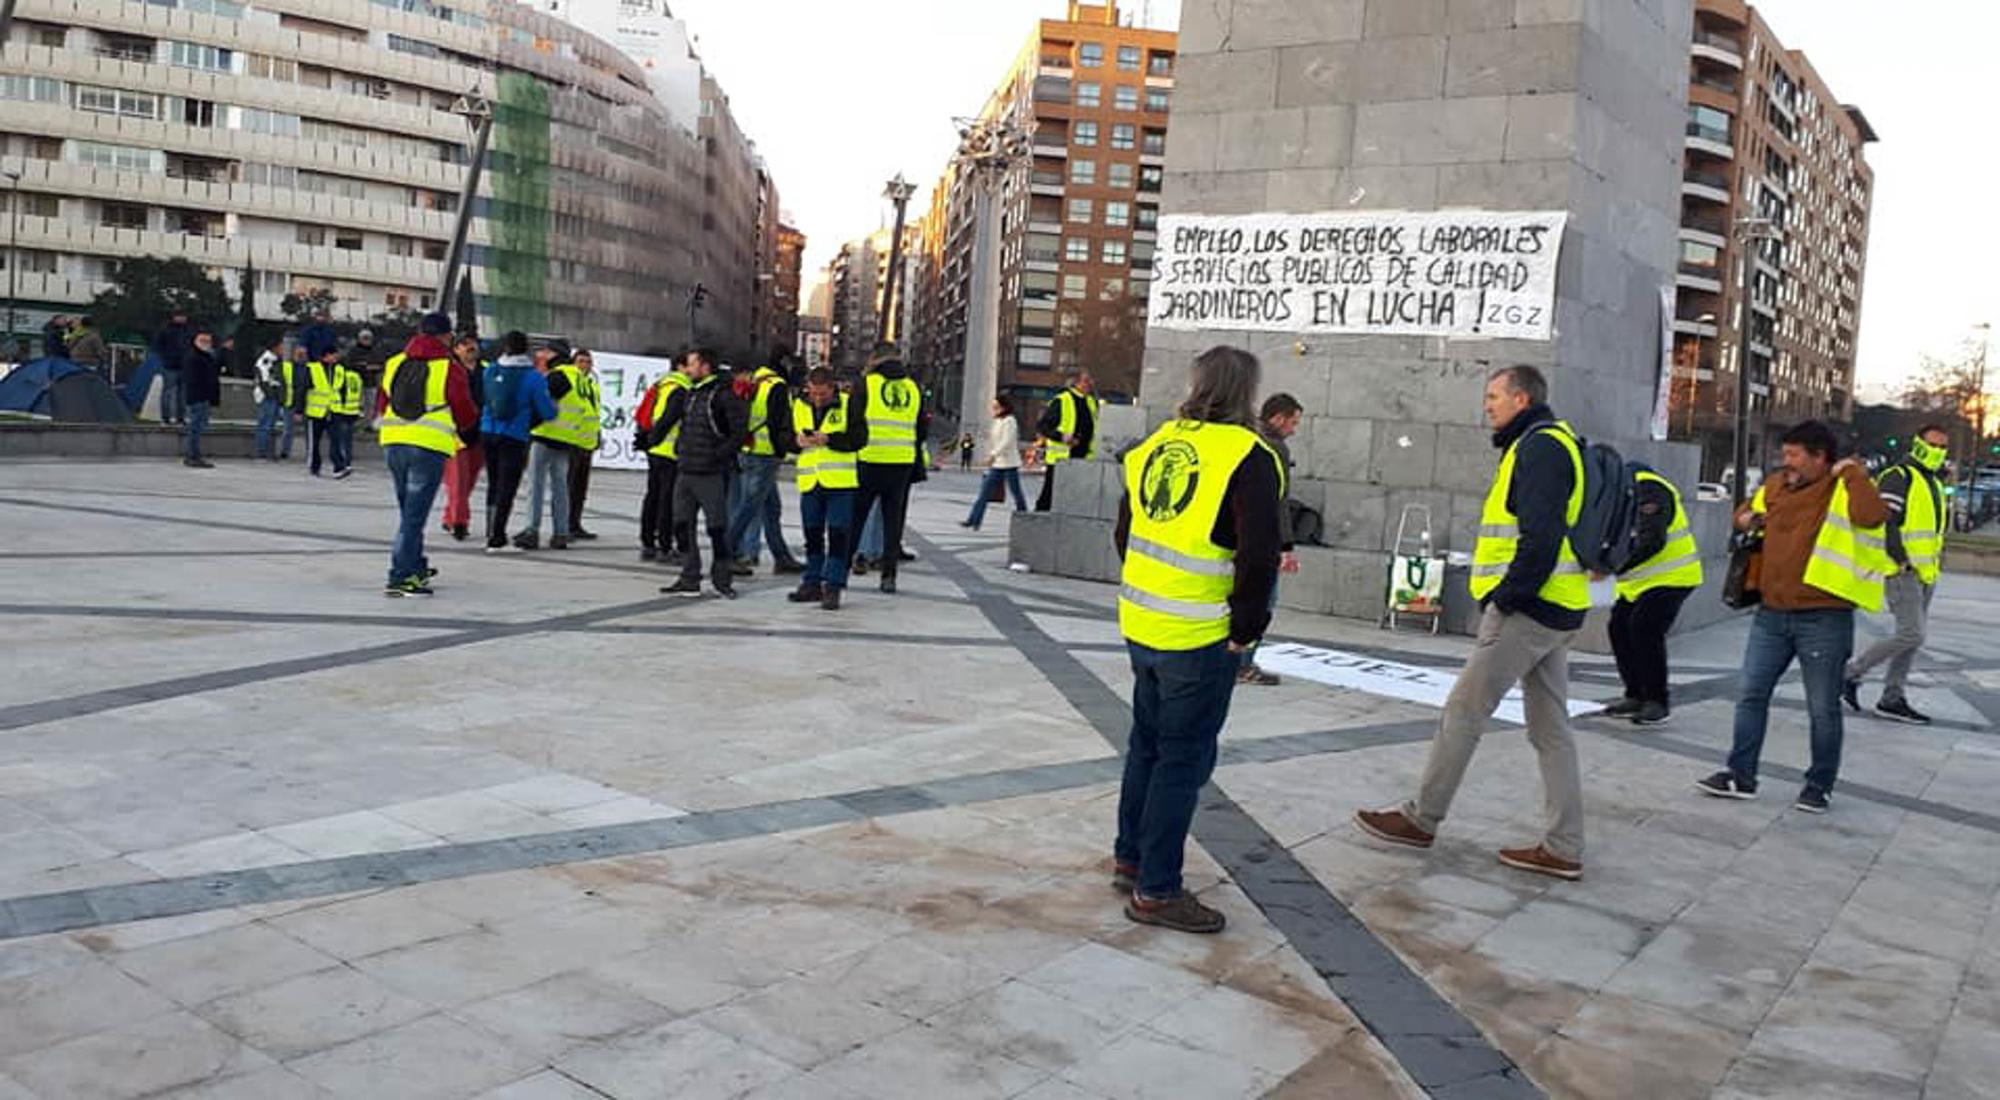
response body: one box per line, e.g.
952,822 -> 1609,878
909,531 -> 1544,1100
0,602 -> 500,632
0,721 -> 1437,942
0,549 -> 388,561
0,597 -> 676,733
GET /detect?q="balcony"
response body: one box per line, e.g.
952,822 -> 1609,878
1685,123 -> 1733,160
1682,169 -> 1731,204
1674,316 -> 1719,338
1691,30 -> 1744,69
1676,263 -> 1723,293
1031,138 -> 1068,159
1680,212 -> 1728,246
1691,73 -> 1738,96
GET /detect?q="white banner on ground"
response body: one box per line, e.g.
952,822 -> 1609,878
587,351 -> 678,471
1148,209 -> 1568,340
1252,642 -> 1600,725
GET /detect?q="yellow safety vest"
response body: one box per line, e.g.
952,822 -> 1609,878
645,372 -> 694,459
278,360 -> 297,407
329,364 -> 363,417
859,372 -> 920,465
377,354 -> 458,455
1045,388 -> 1100,464
1468,421 -> 1590,612
1617,472 -> 1705,600
575,369 -> 602,450
304,362 -> 335,419
1750,478 -> 1889,612
1118,420 -> 1284,651
1887,463 -> 1944,585
532,364 -> 597,450
793,395 -> 859,492
745,368 -> 783,456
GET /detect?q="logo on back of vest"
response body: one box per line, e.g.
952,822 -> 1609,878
879,380 -> 914,411
1140,441 -> 1200,522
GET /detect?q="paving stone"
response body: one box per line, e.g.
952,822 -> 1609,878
109,921 -> 335,1008
475,1071 -> 607,1100
556,1018 -> 799,1100
0,956 -> 180,1057
288,1014 -> 539,1100
265,889 -> 475,960
455,971 -> 678,1061
1062,1026 -> 1275,1100
195,964 -> 430,1059
697,973 -> 914,1068
1019,943 -> 1215,1028
3,1010 -> 272,1100
805,1023 -> 1049,1100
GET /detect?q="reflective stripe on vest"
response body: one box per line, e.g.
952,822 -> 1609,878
1044,388 -> 1099,464
1466,421 -> 1590,611
1118,420 -> 1277,651
792,394 -> 860,492
1887,464 -> 1945,585
533,365 -> 597,449
1617,471 -> 1706,599
304,362 -> 334,419
329,365 -> 363,417
1752,477 -> 1890,612
859,373 -> 919,465
746,372 -> 782,455
377,355 -> 457,455
646,373 -> 693,459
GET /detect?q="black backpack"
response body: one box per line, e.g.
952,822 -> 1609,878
388,356 -> 437,421
1547,424 -> 1644,576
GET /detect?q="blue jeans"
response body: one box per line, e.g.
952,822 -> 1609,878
525,441 -> 572,538
160,369 -> 184,423
728,452 -> 797,564
858,504 -> 884,559
329,415 -> 355,473
182,402 -> 210,460
254,397 -> 282,457
800,487 -> 855,590
280,411 -> 297,458
1727,606 -> 1854,792
385,445 -> 448,585
964,467 -> 1028,529
1116,640 -> 1240,898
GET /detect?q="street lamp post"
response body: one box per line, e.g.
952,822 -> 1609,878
1731,216 -> 1780,507
952,116 -> 1031,455
434,91 -> 494,311
878,174 -> 916,350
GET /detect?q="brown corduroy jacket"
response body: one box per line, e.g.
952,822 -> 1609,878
1735,464 -> 1888,610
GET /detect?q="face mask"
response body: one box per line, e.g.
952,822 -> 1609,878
1911,437 -> 1947,472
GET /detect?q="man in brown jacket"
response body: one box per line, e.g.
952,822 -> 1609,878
1697,420 -> 1887,813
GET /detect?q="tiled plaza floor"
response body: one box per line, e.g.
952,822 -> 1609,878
0,457 -> 1995,1099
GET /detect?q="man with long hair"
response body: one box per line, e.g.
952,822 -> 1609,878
1111,346 -> 1284,934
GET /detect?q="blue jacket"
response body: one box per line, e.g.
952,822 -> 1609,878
480,356 -> 556,441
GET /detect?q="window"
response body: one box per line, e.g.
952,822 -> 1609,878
77,85 -> 158,120
1105,201 -> 1130,228
1681,241 -> 1721,269
1078,42 -> 1103,67
1117,45 -> 1141,72
156,0 -> 246,15
240,162 -> 297,188
1101,278 -> 1125,300
1114,85 -> 1139,111
1142,129 -> 1166,155
1075,81 -> 1100,108
1136,204 -> 1157,229
1108,162 -> 1134,189
1064,237 -> 1090,262
1110,124 -> 1136,150
100,201 -> 147,230
0,248 -> 60,274
0,192 -> 59,217
1067,198 -> 1093,224
423,240 -> 446,261
388,236 -> 414,257
301,171 -> 366,200
1688,104 -> 1731,143
1058,311 -> 1081,336
1139,164 -> 1163,192
173,97 -> 217,127
0,75 -> 64,103
1146,88 -> 1169,113
245,54 -> 297,81
240,108 -> 301,137
168,40 -> 232,72
334,230 -> 363,251
1149,52 -> 1173,75
73,142 -> 158,173
1102,240 -> 1128,265
1070,159 -> 1096,185
1073,121 -> 1098,147
1062,275 -> 1088,299
296,225 -> 326,247
386,34 -> 441,59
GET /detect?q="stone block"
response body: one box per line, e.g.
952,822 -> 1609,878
1254,349 -> 1336,416
1159,110 -> 1221,174
1229,0 -> 1367,49
1275,41 -> 1358,108
1447,0 -> 1517,32
1365,0 -> 1446,38
1055,516 -> 1119,584
1444,26 -> 1582,98
1178,0 -> 1232,53
1094,403 -> 1150,460
1159,169 -> 1274,216
1317,480 -> 1391,551
1504,92 -> 1579,162
1007,512 -> 1059,575
1516,0 -> 1584,24
1172,52 -> 1280,115
1447,492 -> 1488,552
1437,159 -> 1572,208
1432,424 -> 1493,494
1368,421 -> 1438,488
1215,107 -> 1309,171
1353,36 -> 1449,102
1298,105 -> 1356,168
1321,165 -> 1441,209
1302,417 -> 1372,481
1053,458 -> 1109,520
1353,96 -> 1509,166
1280,545 -> 1389,620
1264,168 -> 1346,211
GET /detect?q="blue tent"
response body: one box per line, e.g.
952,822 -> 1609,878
0,358 -> 135,423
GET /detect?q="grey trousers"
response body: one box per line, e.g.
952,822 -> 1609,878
1404,605 -> 1585,860
1847,571 -> 1933,704
525,441 -> 572,538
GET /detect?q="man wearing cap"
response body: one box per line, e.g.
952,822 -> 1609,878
375,313 -> 479,596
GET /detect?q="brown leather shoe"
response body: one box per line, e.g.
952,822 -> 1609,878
1110,861 -> 1137,895
1124,891 -> 1226,934
1353,808 -> 1434,849
1497,844 -> 1583,881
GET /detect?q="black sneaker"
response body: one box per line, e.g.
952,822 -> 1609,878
773,560 -> 805,575
897,549 -> 917,563
787,584 -> 824,603
333,468 -> 352,480
715,585 -> 738,600
513,531 -> 540,551
1600,697 -> 1643,718
820,588 -> 842,612
731,559 -> 755,577
639,546 -> 659,562
1874,699 -> 1931,725
572,527 -> 599,541
549,536 -> 570,550
1695,771 -> 1758,799
879,574 -> 897,594
450,524 -> 469,542
1840,677 -> 1862,714
1124,891 -> 1226,935
1794,786 -> 1831,814
660,579 -> 703,597
851,556 -> 870,576
1631,702 -> 1671,726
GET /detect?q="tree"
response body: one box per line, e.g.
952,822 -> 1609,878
279,286 -> 337,322
88,257 -> 233,344
1903,349 -> 1988,464
239,263 -> 258,324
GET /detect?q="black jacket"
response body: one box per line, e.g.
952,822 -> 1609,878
1877,463 -> 1941,568
663,378 -> 748,475
1037,388 -> 1097,457
1487,404 -> 1585,632
1115,434 -> 1285,648
791,394 -> 869,456
182,346 -> 223,406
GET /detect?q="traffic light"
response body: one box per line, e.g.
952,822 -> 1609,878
1887,436 -> 1899,448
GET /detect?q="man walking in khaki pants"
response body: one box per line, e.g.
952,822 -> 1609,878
1353,365 -> 1590,880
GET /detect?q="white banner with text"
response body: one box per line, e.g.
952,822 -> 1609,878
586,351 -> 679,471
1148,210 -> 1568,340
1252,642 -> 1601,724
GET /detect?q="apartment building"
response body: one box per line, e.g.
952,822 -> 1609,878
910,2 -> 1174,417
1672,0 -> 1876,475
0,0 -> 772,357
827,224 -> 917,376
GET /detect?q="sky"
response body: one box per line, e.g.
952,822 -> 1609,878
667,0 -> 1991,399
